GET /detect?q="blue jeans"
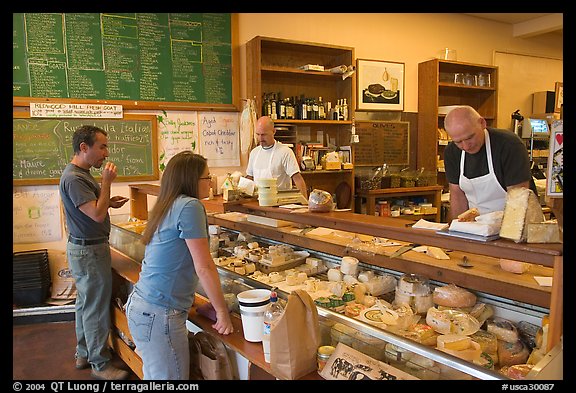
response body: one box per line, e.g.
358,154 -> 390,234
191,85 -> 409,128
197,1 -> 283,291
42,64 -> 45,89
66,242 -> 112,371
126,291 -> 190,380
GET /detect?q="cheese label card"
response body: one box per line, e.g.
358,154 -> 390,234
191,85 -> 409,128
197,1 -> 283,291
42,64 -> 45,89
319,342 -> 418,380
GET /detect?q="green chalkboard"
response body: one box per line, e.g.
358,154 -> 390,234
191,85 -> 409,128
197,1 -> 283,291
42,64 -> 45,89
13,113 -> 159,185
13,13 -> 234,108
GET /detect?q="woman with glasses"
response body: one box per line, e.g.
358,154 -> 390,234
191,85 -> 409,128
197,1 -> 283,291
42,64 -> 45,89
125,151 -> 233,380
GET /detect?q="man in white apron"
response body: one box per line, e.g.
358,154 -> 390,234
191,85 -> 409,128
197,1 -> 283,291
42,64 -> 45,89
444,106 -> 531,221
246,116 -> 308,198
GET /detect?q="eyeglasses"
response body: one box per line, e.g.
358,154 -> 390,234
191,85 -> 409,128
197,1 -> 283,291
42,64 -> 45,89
199,175 -> 212,180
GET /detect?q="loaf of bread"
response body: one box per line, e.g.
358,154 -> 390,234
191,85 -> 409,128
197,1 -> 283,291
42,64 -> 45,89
457,207 -> 480,222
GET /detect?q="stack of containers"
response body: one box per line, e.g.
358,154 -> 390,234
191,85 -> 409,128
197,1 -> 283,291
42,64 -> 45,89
256,178 -> 278,206
13,249 -> 52,306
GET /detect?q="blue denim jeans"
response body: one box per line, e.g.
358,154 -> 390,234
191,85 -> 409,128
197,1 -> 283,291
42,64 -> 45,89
126,290 -> 190,380
66,242 -> 112,371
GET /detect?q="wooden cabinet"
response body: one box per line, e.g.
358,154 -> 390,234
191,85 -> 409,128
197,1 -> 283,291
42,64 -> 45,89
417,59 -> 498,188
355,185 -> 443,221
246,36 -> 355,207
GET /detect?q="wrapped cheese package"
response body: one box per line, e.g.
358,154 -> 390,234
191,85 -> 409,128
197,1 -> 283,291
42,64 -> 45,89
426,307 -> 481,335
433,284 -> 477,308
499,258 -> 531,274
308,189 -> 334,212
487,317 -> 519,343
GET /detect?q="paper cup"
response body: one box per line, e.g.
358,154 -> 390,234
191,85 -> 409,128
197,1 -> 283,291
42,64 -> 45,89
236,289 -> 271,342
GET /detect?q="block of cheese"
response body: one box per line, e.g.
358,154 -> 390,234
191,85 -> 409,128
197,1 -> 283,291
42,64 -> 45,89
499,188 -> 545,243
526,222 -> 561,243
425,246 -> 450,260
437,334 -> 472,351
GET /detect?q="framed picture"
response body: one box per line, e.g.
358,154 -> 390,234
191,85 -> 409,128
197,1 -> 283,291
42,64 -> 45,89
546,120 -> 563,197
554,82 -> 563,113
356,59 -> 405,111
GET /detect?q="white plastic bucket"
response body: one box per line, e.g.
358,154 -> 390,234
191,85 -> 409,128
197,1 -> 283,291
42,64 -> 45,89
236,289 -> 271,342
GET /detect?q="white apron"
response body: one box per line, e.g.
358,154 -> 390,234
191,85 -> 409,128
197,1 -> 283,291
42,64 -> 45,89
458,129 -> 507,214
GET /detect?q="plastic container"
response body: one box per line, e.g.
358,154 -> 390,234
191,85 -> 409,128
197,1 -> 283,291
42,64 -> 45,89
237,289 -> 271,342
262,290 -> 284,363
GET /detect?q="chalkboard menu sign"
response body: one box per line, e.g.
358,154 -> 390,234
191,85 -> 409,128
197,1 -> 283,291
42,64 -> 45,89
13,13 -> 235,108
353,121 -> 409,166
13,113 -> 159,185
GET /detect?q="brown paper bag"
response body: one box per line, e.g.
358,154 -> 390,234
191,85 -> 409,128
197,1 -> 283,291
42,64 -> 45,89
188,331 -> 234,380
47,249 -> 76,300
270,289 -> 320,380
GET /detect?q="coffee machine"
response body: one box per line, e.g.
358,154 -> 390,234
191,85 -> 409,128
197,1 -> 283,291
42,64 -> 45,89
511,109 -> 524,136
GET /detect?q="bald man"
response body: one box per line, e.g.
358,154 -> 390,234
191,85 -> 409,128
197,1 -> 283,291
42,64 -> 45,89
246,116 -> 308,198
443,105 -> 532,221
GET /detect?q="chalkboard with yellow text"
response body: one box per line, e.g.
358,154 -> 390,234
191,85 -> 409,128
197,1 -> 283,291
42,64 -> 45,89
13,113 -> 159,185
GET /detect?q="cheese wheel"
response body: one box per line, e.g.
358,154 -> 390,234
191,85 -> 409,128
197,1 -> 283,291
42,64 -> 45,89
244,262 -> 256,274
501,364 -> 534,380
433,284 -> 477,308
340,256 -> 359,276
471,330 -> 498,354
327,268 -> 343,282
498,339 -> 530,367
487,317 -> 519,343
358,270 -> 375,283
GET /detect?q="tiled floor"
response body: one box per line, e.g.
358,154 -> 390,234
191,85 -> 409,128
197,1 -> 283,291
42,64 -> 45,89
13,320 -> 138,380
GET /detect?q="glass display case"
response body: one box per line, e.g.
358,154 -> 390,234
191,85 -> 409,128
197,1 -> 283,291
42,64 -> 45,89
109,212 -> 561,380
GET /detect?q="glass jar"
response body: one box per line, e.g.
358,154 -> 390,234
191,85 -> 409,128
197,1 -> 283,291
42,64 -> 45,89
317,345 -> 335,372
477,72 -> 491,87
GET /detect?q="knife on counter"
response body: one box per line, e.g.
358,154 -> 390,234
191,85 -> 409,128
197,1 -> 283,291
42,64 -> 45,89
389,243 -> 420,258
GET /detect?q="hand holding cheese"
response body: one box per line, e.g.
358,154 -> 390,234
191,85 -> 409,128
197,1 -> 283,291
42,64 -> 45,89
457,207 -> 480,222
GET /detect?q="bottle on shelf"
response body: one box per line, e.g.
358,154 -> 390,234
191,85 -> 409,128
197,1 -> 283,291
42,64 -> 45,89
318,96 -> 326,120
262,288 -> 284,363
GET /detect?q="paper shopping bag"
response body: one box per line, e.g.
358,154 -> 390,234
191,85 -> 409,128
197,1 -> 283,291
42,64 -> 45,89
270,289 -> 320,380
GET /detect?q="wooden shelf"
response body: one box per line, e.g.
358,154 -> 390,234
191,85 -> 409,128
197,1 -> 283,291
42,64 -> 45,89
418,59 -> 498,188
247,36 -> 355,208
355,185 -> 443,222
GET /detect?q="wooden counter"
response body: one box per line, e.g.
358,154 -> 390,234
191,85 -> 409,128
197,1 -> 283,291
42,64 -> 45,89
225,201 -> 563,350
120,183 -> 563,373
209,214 -> 552,308
128,183 -> 253,218
110,248 -> 321,380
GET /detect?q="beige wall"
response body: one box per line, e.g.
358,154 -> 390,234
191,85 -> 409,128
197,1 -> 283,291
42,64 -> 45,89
13,13 -> 563,253
237,13 -> 563,122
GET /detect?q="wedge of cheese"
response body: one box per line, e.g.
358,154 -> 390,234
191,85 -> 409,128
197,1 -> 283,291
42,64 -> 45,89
499,188 -> 545,243
526,222 -> 561,243
425,246 -> 450,260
